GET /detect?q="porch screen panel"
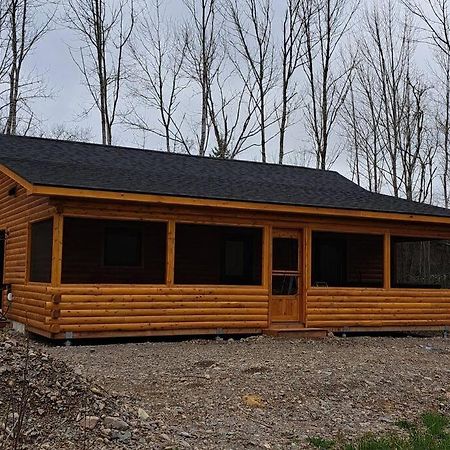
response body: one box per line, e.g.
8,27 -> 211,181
62,218 -> 167,284
175,224 -> 263,285
312,232 -> 383,287
391,237 -> 450,289
29,218 -> 54,283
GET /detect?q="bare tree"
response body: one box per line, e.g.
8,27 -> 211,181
302,0 -> 359,169
400,76 -> 436,202
361,1 -> 411,197
403,0 -> 450,206
64,0 -> 135,145
182,0 -> 221,156
0,1 -> 10,100
341,67 -> 385,192
208,69 -> 260,159
39,123 -> 93,141
0,2 -> 10,126
228,0 -> 277,163
342,0 -> 436,203
277,0 -> 311,164
434,51 -> 450,207
125,0 -> 190,153
0,0 -> 52,135
403,0 -> 450,56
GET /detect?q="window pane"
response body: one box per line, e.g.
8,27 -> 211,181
175,224 -> 262,285
62,218 -> 166,284
272,275 -> 298,295
391,237 -> 450,289
273,238 -> 298,271
104,227 -> 142,267
312,232 -> 383,288
30,219 -> 53,283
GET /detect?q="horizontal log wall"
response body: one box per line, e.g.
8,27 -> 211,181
49,287 -> 268,335
306,288 -> 450,328
0,173 -> 54,333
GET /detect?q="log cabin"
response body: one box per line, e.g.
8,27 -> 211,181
0,134 -> 449,340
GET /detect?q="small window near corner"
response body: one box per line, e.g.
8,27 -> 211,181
29,218 -> 53,283
104,226 -> 142,267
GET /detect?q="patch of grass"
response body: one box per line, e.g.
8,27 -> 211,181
307,436 -> 336,449
342,433 -> 406,450
308,412 -> 450,450
395,419 -> 416,433
421,412 -> 449,438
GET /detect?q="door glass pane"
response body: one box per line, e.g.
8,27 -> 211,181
272,275 -> 298,295
273,238 -> 298,271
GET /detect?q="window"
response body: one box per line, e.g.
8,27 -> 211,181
62,218 -> 167,284
29,219 -> 53,283
175,224 -> 263,285
391,237 -> 450,289
312,232 -> 383,288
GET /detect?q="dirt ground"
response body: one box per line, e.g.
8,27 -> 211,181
41,333 -> 450,449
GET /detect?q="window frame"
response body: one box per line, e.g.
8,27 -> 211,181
60,215 -> 169,286
27,216 -> 54,285
174,221 -> 265,288
390,234 -> 450,290
309,228 -> 386,290
58,215 -> 266,288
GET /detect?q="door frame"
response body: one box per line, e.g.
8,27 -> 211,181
269,228 -> 305,326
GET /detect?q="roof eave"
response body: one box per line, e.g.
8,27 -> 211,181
0,163 -> 34,192
33,183 -> 450,226
1,164 -> 449,226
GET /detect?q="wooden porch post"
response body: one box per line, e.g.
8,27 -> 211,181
166,220 -> 176,286
51,213 -> 64,287
302,227 -> 312,326
383,232 -> 391,289
262,225 -> 271,290
264,225 -> 272,327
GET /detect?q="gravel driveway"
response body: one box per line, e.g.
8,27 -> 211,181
45,334 -> 450,449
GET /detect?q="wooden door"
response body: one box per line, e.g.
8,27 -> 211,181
270,229 -> 302,323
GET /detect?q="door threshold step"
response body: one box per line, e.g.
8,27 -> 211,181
264,327 -> 328,338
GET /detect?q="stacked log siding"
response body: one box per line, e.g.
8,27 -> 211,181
50,287 -> 269,336
307,288 -> 450,328
0,173 -> 55,335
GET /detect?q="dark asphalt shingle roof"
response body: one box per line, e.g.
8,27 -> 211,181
0,134 -> 449,218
